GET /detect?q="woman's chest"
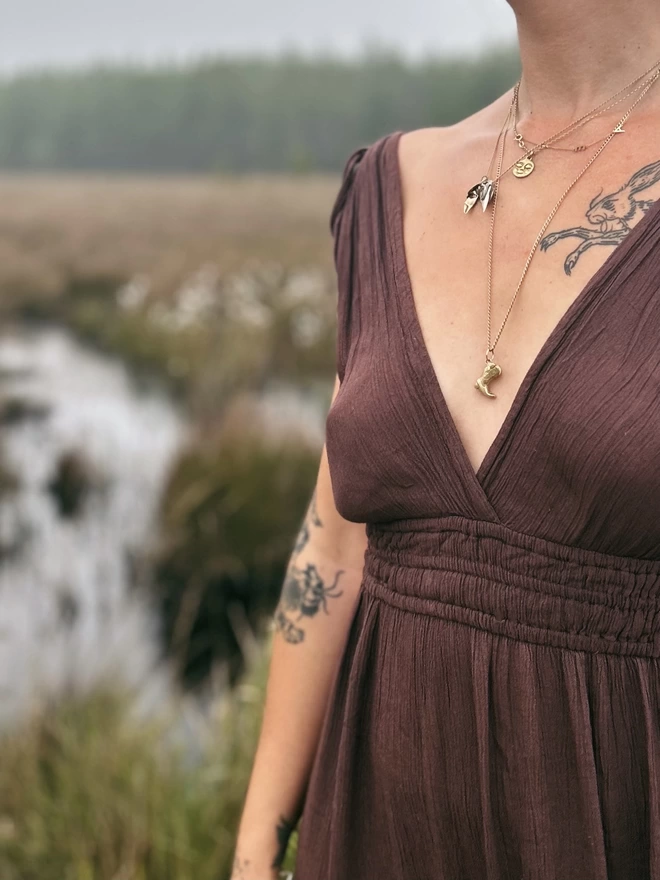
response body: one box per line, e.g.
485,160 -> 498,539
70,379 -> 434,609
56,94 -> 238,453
400,158 -> 660,474
326,135 -> 660,554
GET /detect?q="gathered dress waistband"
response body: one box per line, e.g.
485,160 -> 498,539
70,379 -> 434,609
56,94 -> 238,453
363,516 -> 660,657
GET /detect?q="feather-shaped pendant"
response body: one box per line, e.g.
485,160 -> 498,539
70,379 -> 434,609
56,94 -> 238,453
463,189 -> 479,214
464,176 -> 494,214
479,179 -> 494,211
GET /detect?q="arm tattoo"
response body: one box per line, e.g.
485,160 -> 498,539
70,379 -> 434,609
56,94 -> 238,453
293,487 -> 323,554
275,561 -> 344,644
275,487 -> 343,644
271,814 -> 297,869
540,158 -> 660,275
231,854 -> 250,879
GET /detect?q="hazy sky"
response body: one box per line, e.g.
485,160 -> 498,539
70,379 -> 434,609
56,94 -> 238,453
0,0 -> 517,71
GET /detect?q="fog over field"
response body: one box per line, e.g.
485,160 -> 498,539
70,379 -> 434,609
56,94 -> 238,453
0,0 -> 516,70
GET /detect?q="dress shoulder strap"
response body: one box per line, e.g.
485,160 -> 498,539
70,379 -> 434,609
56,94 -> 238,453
329,145 -> 368,384
329,133 -> 399,383
330,145 -> 368,240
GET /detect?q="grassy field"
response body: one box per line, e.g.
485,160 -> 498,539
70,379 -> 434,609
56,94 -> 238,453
0,173 -> 338,308
0,632 -> 299,880
0,172 -> 342,408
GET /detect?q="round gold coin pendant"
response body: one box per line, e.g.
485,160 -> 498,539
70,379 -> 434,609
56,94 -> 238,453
512,156 -> 535,178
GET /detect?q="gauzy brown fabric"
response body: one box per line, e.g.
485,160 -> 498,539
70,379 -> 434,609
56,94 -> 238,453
294,130 -> 660,879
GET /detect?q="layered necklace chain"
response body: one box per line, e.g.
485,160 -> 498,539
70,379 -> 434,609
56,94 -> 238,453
510,70 -> 655,169
464,55 -> 660,215
468,62 -> 660,399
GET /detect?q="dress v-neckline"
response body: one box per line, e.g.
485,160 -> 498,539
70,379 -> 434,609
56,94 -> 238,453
386,128 -> 660,494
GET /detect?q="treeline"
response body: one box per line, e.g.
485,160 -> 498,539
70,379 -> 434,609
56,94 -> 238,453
0,48 -> 520,173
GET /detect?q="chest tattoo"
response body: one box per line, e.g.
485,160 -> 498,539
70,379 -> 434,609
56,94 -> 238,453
539,158 -> 660,275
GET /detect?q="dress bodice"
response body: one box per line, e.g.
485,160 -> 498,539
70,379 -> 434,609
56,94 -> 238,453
325,131 -> 660,559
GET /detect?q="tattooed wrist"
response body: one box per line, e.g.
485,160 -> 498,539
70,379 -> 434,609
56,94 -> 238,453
230,853 -> 250,879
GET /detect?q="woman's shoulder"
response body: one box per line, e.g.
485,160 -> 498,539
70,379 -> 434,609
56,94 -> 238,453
339,85 -> 515,176
332,128 -> 434,207
397,125 -> 453,185
330,126 -> 453,239
397,91 -> 515,201
331,87 -> 513,230
335,130 -> 400,182
330,131 -> 401,233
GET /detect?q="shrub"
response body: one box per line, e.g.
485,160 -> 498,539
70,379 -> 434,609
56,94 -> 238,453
154,405 -> 320,690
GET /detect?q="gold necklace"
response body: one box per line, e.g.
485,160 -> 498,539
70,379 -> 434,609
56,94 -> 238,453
511,71 -> 655,171
515,129 -> 605,154
464,56 -> 660,213
500,60 -> 660,188
474,69 -> 660,398
465,92 -> 517,214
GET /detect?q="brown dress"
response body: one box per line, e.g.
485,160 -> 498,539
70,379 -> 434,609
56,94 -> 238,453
294,130 -> 660,879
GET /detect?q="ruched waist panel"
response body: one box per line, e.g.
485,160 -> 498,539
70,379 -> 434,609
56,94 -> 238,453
363,516 -> 660,657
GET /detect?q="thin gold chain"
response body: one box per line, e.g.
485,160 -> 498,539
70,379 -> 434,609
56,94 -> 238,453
512,70 -> 656,154
491,56 -> 660,186
514,76 -> 651,153
486,101 -> 514,361
483,91 -> 517,185
485,69 -> 660,362
517,131 -> 609,154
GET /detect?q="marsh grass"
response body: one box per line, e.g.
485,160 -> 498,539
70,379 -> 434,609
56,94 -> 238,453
0,174 -> 337,313
0,173 -> 341,404
0,633 -> 297,880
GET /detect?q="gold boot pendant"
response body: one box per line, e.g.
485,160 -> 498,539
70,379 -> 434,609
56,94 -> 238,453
475,360 -> 502,398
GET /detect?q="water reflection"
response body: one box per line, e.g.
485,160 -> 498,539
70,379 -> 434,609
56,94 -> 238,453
0,325 -> 187,726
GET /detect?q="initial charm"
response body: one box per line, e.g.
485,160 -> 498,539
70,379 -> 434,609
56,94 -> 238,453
475,360 -> 502,398
613,122 -> 625,134
512,156 -> 535,178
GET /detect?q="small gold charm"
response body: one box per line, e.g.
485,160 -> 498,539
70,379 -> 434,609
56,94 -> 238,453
475,360 -> 502,398
613,122 -> 625,134
512,156 -> 535,178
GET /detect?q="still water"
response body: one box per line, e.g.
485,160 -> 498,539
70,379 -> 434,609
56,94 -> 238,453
0,324 -> 328,728
0,325 -> 186,725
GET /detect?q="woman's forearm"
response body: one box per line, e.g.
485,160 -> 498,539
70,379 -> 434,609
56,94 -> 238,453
231,458 -> 367,879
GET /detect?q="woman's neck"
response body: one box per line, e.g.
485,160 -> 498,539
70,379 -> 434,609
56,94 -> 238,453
510,0 -> 660,124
